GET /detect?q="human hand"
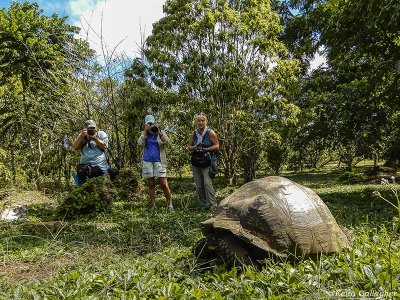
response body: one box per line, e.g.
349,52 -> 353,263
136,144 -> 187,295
80,128 -> 88,138
195,146 -> 204,152
144,123 -> 150,136
87,134 -> 97,140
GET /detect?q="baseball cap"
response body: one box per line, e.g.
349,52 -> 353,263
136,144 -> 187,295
144,115 -> 155,124
84,120 -> 96,128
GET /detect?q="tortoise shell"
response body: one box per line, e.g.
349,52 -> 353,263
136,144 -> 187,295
202,176 -> 350,258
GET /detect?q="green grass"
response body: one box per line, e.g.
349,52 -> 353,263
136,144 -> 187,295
1,168 -> 400,299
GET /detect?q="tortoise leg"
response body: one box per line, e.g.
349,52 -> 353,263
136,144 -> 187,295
217,233 -> 253,268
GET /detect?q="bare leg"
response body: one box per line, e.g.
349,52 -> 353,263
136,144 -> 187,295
147,178 -> 156,207
159,177 -> 172,207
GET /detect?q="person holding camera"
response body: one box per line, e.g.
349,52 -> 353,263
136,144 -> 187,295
138,114 -> 173,210
188,112 -> 219,211
72,120 -> 110,183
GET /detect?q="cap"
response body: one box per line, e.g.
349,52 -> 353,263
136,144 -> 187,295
84,120 -> 96,128
144,115 -> 155,124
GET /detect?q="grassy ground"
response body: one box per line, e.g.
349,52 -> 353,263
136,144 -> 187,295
0,165 -> 399,299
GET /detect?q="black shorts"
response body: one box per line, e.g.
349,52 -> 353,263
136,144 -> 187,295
76,164 -> 104,182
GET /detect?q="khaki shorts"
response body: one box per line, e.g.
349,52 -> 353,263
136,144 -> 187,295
142,161 -> 167,179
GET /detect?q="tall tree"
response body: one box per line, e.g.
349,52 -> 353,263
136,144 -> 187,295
320,0 -> 400,166
0,2 -> 81,188
277,0 -> 400,168
145,0 -> 299,183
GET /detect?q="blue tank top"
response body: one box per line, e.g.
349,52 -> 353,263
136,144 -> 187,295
143,134 -> 161,162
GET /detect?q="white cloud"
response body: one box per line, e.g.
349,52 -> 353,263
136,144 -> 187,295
69,0 -> 165,58
70,0 -> 99,12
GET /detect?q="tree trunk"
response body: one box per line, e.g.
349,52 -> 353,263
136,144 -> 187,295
373,152 -> 378,167
224,166 -> 235,186
243,163 -> 256,183
384,141 -> 400,167
35,137 -> 43,190
11,147 -> 16,182
241,144 -> 258,183
220,139 -> 238,186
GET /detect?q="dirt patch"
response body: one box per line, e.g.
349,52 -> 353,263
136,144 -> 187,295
1,190 -> 54,214
0,255 -> 73,282
0,245 -> 117,284
1,190 -> 54,207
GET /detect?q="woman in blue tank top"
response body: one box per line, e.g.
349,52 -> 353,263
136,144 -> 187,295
188,113 -> 219,211
138,115 -> 173,210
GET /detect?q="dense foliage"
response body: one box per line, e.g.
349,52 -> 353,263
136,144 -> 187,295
0,2 -> 83,189
275,0 -> 400,171
0,0 -> 399,187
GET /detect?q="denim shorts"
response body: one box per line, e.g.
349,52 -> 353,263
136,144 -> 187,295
142,161 -> 167,178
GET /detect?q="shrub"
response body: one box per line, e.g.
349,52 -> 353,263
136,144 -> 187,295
58,176 -> 118,218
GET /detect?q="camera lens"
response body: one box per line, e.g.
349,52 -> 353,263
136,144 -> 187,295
149,124 -> 158,134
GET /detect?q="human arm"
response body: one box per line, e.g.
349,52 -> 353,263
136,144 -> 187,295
85,130 -> 108,151
204,130 -> 219,152
158,129 -> 170,144
188,132 -> 196,152
137,124 -> 150,146
90,134 -> 107,151
72,128 -> 88,150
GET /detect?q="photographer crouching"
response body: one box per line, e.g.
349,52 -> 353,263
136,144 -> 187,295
72,120 -> 110,184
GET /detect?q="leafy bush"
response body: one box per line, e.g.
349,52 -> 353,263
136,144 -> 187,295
58,176 -> 118,218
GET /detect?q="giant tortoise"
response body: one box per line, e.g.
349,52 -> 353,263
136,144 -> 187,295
193,176 -> 351,266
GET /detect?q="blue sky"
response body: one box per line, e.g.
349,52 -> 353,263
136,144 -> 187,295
1,0 -> 166,57
2,0 -> 79,22
1,1 -> 326,68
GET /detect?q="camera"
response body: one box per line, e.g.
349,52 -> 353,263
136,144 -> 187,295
87,128 -> 96,136
147,123 -> 159,135
195,143 -> 204,152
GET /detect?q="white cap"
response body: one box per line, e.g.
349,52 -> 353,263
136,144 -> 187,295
84,120 -> 96,128
144,115 -> 155,124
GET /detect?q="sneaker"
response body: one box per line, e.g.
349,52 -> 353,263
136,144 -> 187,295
167,205 -> 174,211
150,205 -> 157,210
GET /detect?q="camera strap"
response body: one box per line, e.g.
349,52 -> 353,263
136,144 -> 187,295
81,138 -> 95,149
81,138 -> 89,149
